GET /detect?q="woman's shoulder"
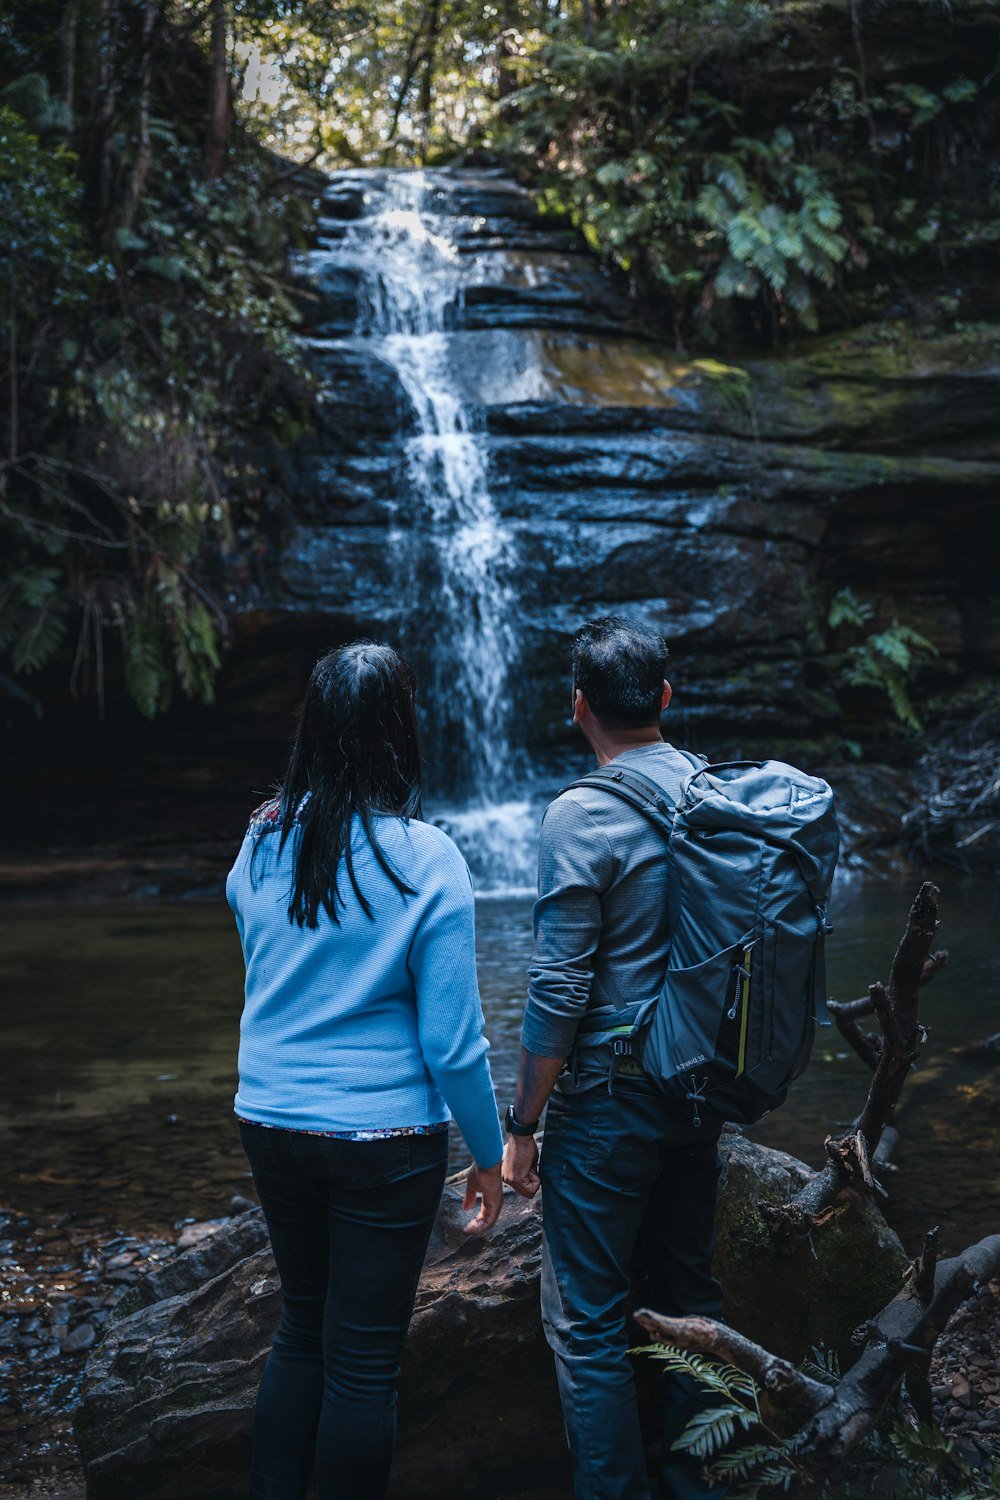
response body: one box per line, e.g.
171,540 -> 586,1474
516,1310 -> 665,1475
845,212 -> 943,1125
377,817 -> 470,881
245,794 -> 312,839
246,797 -> 282,837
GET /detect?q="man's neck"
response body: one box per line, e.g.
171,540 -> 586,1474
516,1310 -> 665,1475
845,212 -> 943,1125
586,725 -> 664,768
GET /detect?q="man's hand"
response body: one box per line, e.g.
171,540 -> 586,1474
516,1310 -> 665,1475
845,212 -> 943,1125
462,1160 -> 503,1236
502,1133 -> 540,1198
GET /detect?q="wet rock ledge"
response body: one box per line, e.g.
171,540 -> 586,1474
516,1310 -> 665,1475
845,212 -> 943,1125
76,1132 -> 905,1500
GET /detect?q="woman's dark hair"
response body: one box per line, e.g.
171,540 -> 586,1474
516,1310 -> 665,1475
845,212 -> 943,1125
255,642 -> 423,928
572,615 -> 668,726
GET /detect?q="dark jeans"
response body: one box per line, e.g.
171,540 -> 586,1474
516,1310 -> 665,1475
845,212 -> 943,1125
240,1122 -> 448,1500
539,1082 -> 725,1500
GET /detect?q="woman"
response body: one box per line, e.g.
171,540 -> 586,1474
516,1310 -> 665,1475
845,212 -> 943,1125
227,642 -> 504,1500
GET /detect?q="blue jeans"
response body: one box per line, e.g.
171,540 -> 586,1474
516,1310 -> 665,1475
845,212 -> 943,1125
240,1122 -> 448,1500
539,1082 -> 725,1500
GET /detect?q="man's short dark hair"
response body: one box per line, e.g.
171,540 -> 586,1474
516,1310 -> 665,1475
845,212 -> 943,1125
572,616 -> 668,726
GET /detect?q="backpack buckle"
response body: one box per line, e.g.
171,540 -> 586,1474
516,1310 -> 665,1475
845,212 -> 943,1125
612,1038 -> 631,1056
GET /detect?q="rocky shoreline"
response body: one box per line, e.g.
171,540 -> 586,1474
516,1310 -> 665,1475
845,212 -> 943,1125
0,1207 -> 190,1494
3,1143 -> 998,1498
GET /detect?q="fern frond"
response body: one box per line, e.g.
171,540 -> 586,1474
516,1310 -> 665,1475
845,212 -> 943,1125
799,1344 -> 840,1383
671,1402 -> 758,1459
124,614 -> 169,720
828,587 -> 873,630
635,1343 -> 741,1397
11,594 -> 68,674
708,1442 -> 787,1479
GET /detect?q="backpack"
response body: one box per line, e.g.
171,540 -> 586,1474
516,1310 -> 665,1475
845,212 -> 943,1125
564,757 -> 839,1128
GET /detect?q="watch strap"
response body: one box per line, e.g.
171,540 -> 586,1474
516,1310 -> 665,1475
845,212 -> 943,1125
505,1104 -> 539,1137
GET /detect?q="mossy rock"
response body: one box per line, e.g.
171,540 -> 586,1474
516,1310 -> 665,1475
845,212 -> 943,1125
715,1131 -> 906,1363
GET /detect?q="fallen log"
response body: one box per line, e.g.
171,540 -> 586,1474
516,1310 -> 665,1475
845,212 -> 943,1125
634,1230 -> 1000,1473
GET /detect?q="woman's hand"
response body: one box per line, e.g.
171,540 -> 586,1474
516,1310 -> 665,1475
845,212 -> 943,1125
462,1160 -> 503,1236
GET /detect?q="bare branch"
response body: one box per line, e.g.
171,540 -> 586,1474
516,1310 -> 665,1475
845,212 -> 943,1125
785,884 -> 938,1225
638,1236 -> 1000,1474
633,1310 -> 829,1426
827,949 -> 948,1023
791,1233 -> 1000,1469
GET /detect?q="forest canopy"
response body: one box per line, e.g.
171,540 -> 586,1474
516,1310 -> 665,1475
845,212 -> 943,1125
2,0 -> 998,718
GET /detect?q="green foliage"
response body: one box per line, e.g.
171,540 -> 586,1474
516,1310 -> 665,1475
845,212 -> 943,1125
119,564 -> 223,719
696,132 -> 847,331
495,4 -> 854,337
828,589 -> 939,734
1,71 -> 74,134
827,587 -> 873,632
0,104 -> 105,325
494,0 -> 999,342
0,3 -> 315,716
639,1341 -> 1000,1499
0,566 -> 69,676
637,1341 -> 796,1495
884,1421 -> 1000,1499
798,1343 -> 840,1385
236,0 -> 500,165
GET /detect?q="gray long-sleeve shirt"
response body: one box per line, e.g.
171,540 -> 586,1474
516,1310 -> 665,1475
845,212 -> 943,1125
522,741 -> 696,1059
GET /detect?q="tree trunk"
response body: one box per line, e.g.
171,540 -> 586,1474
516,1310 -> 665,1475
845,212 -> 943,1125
121,1 -> 158,231
418,0 -> 440,162
60,0 -> 80,117
95,0 -> 118,225
205,0 -> 230,180
497,0 -> 518,120
8,288 -> 18,467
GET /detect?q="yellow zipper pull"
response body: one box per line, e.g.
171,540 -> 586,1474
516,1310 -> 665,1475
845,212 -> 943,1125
735,943 -> 754,1077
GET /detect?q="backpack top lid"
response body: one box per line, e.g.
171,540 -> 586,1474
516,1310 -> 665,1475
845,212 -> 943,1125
679,759 -> 839,904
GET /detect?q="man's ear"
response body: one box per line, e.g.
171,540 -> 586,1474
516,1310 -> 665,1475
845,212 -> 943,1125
661,679 -> 672,712
573,688 -> 587,725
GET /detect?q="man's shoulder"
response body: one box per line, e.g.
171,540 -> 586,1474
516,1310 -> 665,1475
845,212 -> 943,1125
547,743 -> 700,816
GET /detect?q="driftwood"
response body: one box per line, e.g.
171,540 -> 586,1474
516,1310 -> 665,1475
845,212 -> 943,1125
901,723 -> 1000,873
634,1232 -> 1000,1471
767,882 -> 940,1241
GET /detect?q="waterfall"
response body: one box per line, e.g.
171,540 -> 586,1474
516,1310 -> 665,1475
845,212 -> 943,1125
302,170 -> 537,892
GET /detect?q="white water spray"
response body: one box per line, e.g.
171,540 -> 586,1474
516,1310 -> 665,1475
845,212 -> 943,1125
303,171 -> 537,889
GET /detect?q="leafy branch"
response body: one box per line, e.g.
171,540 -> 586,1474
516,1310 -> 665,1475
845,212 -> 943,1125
827,588 -> 938,735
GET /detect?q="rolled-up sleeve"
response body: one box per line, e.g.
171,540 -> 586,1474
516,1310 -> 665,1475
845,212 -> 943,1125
521,796 -> 615,1058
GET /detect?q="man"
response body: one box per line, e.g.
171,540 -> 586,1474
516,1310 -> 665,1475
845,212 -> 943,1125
502,616 -> 725,1500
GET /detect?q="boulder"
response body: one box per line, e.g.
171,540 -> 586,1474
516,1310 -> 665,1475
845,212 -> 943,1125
76,1134 -> 905,1500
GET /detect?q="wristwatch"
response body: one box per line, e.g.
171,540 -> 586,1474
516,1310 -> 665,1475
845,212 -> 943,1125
505,1104 -> 539,1137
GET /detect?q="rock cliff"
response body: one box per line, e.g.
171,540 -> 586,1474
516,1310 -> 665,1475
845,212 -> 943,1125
6,166 -> 998,881
259,168 -> 1000,775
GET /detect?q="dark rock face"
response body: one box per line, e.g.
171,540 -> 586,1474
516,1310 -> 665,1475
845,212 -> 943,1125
7,167 -> 999,873
76,1136 -> 905,1500
258,170 -> 1000,773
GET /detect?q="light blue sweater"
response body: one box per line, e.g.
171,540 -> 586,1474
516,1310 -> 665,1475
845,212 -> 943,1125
227,811 -> 504,1168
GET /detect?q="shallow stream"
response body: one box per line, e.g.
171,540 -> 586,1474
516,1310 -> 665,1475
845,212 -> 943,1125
1,875 -> 997,1257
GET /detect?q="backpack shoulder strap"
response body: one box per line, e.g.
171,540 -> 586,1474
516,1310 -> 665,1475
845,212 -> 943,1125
560,762 -> 682,842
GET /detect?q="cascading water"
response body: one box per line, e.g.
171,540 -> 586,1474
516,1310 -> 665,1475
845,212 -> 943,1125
301,170 -> 537,890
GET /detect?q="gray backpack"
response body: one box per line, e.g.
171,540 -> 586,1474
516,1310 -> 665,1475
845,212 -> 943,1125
565,758 -> 840,1127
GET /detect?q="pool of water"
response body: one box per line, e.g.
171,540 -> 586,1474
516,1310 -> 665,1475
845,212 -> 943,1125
1,876 -> 997,1254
